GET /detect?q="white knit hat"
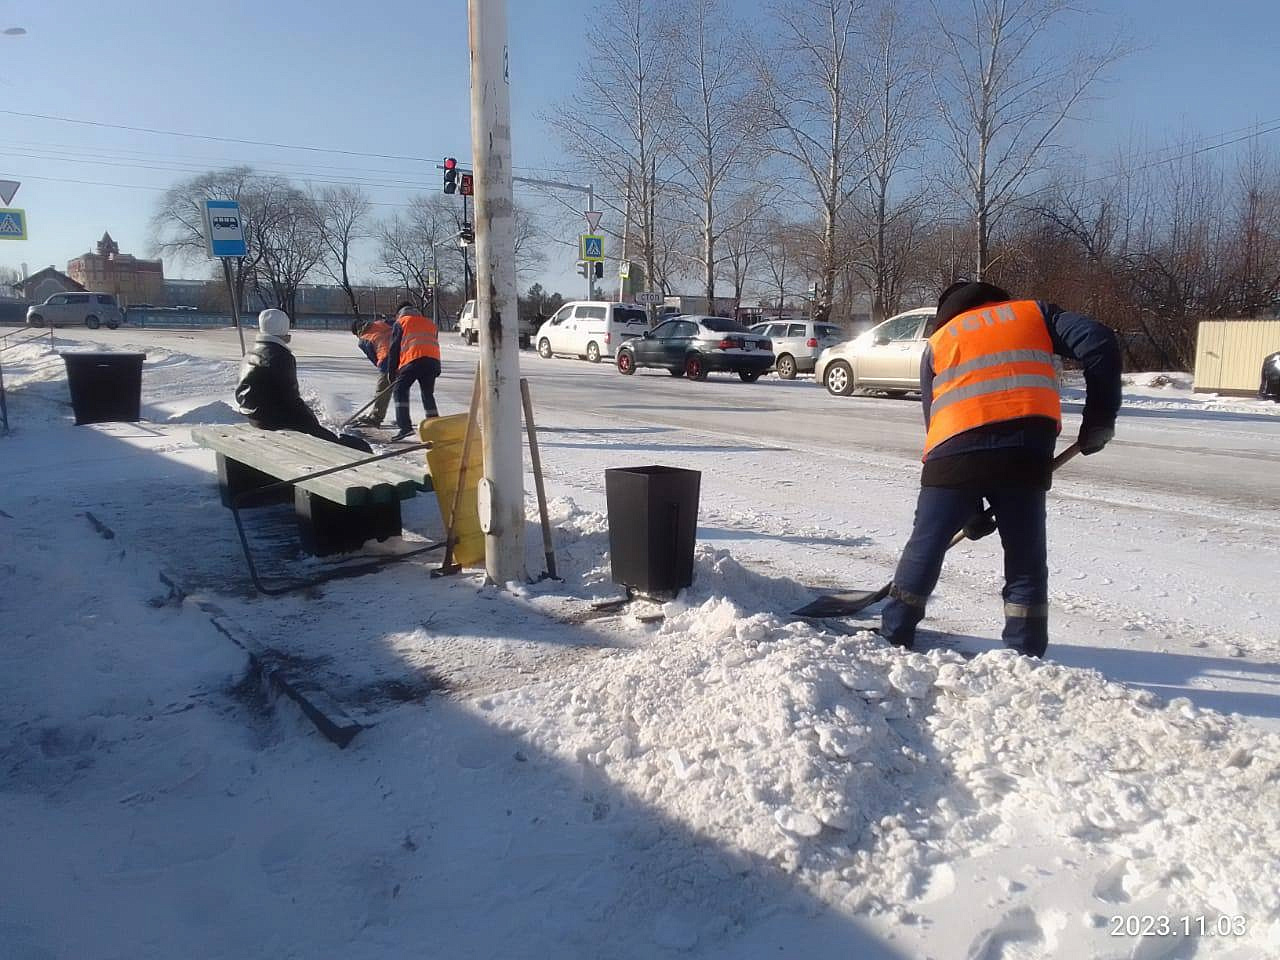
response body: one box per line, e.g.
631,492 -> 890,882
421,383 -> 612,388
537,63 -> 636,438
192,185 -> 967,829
257,308 -> 291,341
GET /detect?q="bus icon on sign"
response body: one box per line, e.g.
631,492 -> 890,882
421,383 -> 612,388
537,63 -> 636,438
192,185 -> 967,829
212,216 -> 239,230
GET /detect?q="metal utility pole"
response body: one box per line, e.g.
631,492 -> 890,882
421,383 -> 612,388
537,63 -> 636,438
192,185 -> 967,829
468,0 -> 526,585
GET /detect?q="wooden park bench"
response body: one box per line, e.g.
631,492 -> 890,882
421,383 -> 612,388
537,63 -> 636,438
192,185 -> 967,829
192,424 -> 434,557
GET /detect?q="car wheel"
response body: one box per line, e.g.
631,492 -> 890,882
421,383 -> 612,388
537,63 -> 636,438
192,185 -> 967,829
685,353 -> 708,381
739,370 -> 761,383
586,341 -> 601,363
85,315 -> 101,330
28,314 -> 44,327
776,354 -> 797,380
538,338 -> 552,358
825,360 -> 854,396
668,368 -> 684,377
616,349 -> 635,375
105,318 -> 120,330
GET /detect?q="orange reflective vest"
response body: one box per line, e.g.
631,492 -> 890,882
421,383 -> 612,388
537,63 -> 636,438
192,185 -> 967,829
923,299 -> 1061,458
396,312 -> 441,368
360,322 -> 392,366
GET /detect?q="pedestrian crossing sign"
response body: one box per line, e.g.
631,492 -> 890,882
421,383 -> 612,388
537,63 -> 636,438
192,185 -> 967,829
580,234 -> 604,261
0,208 -> 27,240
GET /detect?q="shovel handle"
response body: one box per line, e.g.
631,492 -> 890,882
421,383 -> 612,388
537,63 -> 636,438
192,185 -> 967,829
948,441 -> 1084,548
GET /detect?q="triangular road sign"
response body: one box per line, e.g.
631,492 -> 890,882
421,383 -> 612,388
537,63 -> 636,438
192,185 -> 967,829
0,180 -> 18,206
584,209 -> 602,233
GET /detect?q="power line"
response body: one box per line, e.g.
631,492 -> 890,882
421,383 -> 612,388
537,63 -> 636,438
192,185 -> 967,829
0,108 -> 548,174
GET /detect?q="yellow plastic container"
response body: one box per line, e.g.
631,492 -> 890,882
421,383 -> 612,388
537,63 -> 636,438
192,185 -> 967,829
421,413 -> 485,568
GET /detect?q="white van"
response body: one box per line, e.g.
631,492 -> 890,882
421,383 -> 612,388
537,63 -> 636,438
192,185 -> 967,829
26,292 -> 125,330
456,299 -> 535,348
534,301 -> 651,362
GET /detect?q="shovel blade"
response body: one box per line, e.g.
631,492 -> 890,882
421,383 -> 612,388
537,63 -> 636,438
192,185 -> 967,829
792,584 -> 890,619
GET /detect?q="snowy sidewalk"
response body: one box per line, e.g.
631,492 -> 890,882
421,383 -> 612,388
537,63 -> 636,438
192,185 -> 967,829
2,336 -> 1279,959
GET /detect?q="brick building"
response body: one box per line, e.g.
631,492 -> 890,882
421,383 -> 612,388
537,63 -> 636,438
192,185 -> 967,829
67,232 -> 164,306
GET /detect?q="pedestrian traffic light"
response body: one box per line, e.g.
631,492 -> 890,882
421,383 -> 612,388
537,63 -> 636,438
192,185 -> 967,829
459,222 -> 474,246
443,157 -> 458,194
576,261 -> 589,279
592,262 -> 604,280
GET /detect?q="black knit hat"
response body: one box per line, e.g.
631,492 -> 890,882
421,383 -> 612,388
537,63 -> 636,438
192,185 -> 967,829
936,281 -> 1012,328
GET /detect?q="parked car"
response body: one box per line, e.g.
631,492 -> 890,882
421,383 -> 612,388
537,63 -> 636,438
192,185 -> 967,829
535,301 -> 650,362
615,316 -> 774,381
1261,350 -> 1280,401
749,318 -> 845,379
815,307 -> 935,396
456,298 -> 535,348
26,292 -> 125,330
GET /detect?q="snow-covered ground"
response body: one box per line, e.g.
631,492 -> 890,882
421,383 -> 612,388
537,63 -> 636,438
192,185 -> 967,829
2,328 -> 1278,960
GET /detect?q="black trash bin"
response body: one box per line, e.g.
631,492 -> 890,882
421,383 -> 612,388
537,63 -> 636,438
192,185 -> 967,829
605,465 -> 701,597
61,352 -> 146,425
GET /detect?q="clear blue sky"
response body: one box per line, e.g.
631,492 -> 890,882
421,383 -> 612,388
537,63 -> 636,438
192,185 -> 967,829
1,0 -> 1278,298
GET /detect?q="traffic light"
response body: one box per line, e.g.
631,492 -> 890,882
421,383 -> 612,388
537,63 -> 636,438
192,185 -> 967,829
460,172 -> 474,197
592,262 -> 604,280
459,222 -> 474,246
576,261 -> 589,279
443,157 -> 458,194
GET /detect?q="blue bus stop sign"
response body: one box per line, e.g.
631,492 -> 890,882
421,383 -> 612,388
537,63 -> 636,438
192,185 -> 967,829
203,199 -> 248,258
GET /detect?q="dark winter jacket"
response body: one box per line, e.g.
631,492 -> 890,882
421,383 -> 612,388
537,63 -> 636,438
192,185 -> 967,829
235,339 -> 329,435
919,301 -> 1122,488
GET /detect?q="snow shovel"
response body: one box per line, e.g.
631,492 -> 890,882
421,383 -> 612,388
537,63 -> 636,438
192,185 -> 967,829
339,377 -> 398,430
792,442 -> 1082,619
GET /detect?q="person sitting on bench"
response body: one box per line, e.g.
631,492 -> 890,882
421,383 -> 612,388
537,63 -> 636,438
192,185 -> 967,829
235,308 -> 371,452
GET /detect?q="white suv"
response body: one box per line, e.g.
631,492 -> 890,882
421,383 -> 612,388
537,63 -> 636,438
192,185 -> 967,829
749,318 -> 845,379
27,292 -> 125,330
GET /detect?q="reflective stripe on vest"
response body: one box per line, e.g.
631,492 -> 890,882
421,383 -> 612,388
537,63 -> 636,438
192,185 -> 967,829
923,299 -> 1061,458
397,313 -> 441,367
360,324 -> 392,364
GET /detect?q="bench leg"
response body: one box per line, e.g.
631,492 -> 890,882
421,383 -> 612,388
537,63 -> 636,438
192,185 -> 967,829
218,454 -> 293,508
294,489 -> 403,557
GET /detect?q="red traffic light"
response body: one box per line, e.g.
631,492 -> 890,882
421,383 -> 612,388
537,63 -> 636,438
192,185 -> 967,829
443,157 -> 457,170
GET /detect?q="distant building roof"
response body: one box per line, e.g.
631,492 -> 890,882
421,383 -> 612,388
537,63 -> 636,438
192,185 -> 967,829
15,267 -> 85,293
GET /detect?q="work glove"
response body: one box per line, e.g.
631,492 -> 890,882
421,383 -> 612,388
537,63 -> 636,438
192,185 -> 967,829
963,508 -> 998,541
1078,424 -> 1115,456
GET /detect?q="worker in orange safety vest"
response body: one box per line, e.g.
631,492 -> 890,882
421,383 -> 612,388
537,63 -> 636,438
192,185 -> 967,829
386,301 -> 442,441
351,316 -> 394,427
879,281 -> 1121,657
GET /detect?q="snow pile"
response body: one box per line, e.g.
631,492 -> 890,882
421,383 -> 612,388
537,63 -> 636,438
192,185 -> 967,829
165,399 -> 241,424
487,579 -> 1280,952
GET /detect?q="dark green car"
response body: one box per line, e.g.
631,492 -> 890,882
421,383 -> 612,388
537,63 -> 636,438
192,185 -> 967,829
615,316 -> 774,382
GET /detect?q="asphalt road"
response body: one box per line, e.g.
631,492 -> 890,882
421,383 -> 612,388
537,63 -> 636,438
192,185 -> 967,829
61,326 -> 1280,520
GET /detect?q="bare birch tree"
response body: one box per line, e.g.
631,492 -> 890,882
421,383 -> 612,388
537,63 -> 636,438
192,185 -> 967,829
312,185 -> 371,319
244,178 -> 323,320
852,0 -> 930,323
668,0 -> 762,303
377,195 -> 460,311
930,0 -> 1127,278
546,0 -> 676,295
760,0 -> 865,323
720,191 -> 771,316
150,166 -> 264,311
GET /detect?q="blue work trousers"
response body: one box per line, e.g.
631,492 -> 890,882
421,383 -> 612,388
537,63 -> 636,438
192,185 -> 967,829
880,486 -> 1049,655
393,357 -> 441,432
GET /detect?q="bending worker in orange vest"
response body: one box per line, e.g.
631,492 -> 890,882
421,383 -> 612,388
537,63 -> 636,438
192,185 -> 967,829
386,301 -> 441,441
880,281 -> 1121,657
351,316 -> 394,427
